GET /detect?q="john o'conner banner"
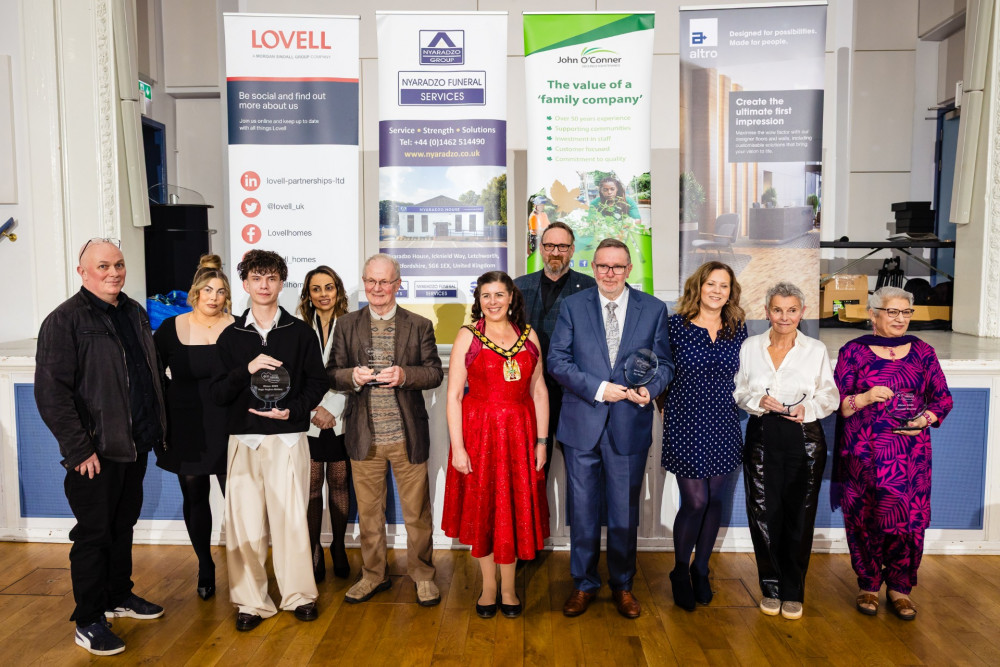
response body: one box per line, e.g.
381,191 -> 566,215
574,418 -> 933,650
223,13 -> 360,311
524,13 -> 654,293
679,2 -> 825,334
377,12 -> 508,339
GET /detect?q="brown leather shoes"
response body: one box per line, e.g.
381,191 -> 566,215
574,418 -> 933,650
562,589 -> 597,617
612,590 -> 641,619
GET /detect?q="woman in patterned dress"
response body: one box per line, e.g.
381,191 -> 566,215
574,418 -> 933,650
833,286 -> 953,620
662,261 -> 747,611
442,271 -> 549,620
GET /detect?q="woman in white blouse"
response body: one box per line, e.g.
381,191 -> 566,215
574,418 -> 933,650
733,282 -> 839,620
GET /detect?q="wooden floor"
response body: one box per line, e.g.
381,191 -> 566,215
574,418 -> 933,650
1,542 -> 998,665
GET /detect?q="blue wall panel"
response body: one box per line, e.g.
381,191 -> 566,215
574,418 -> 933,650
722,387 -> 988,530
18,382 -> 185,521
14,383 -> 394,523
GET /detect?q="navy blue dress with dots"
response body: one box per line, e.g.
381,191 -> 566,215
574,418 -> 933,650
661,314 -> 747,478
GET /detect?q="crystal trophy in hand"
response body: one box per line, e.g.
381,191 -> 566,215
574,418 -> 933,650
623,349 -> 658,389
888,391 -> 925,433
250,366 -> 291,410
361,347 -> 394,386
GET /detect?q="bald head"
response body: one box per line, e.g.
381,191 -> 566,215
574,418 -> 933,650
78,241 -> 126,304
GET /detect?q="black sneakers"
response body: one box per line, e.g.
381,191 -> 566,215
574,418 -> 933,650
75,619 -> 125,656
105,593 -> 165,620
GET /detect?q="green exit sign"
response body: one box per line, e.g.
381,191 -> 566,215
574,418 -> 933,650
138,81 -> 152,100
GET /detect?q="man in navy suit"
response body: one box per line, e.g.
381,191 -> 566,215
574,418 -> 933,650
548,238 -> 673,619
513,221 -> 595,477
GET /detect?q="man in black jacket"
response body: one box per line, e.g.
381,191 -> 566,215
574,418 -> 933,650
210,250 -> 328,632
35,239 -> 167,656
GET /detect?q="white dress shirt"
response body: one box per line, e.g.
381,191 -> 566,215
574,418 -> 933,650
733,329 -> 839,424
594,288 -> 630,402
237,310 -> 302,449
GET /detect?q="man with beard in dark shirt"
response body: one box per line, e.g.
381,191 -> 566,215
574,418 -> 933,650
514,221 -> 595,477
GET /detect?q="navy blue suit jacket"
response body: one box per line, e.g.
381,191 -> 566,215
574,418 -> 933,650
548,286 -> 673,455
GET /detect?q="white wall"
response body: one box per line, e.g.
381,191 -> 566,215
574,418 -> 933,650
0,0 -> 38,342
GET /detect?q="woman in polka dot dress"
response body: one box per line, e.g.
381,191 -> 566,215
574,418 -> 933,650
662,261 -> 747,611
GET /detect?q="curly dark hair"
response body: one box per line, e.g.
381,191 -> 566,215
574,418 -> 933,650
297,265 -> 348,326
237,249 -> 288,281
470,271 -> 526,332
675,261 -> 745,339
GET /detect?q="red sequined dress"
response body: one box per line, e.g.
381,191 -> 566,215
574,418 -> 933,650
441,322 -> 550,564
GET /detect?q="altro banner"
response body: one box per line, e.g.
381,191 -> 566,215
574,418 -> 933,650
376,12 -> 508,340
223,13 -> 360,311
679,2 -> 826,335
524,13 -> 655,293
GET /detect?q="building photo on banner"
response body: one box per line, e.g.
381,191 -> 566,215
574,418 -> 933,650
2,0 -> 1000,662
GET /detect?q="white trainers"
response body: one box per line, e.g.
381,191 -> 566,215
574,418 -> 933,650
781,601 -> 803,620
415,580 -> 441,607
759,597 -> 781,616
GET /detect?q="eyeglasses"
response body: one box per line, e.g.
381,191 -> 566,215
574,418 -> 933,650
362,278 -> 399,289
594,264 -> 629,275
765,388 -> 807,415
79,237 -> 121,262
541,243 -> 572,253
873,307 -> 915,319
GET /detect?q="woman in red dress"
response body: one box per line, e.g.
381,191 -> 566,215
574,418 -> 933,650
443,271 -> 550,619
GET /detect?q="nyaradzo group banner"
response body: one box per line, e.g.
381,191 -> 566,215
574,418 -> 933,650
524,12 -> 655,293
679,2 -> 826,335
377,11 -> 508,341
223,13 -> 360,312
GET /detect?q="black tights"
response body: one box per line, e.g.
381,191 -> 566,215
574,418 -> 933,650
307,460 -> 351,572
673,475 -> 728,572
178,473 -> 225,586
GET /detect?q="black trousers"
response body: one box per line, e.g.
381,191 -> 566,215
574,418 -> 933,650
64,452 -> 147,626
743,416 -> 826,602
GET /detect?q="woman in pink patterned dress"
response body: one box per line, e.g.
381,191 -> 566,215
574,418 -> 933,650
833,286 -> 952,621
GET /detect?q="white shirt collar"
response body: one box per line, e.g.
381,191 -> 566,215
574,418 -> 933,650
369,304 -> 397,321
245,309 -> 279,340
597,287 -> 629,312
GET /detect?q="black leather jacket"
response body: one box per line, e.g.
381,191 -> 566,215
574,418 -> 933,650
35,289 -> 167,470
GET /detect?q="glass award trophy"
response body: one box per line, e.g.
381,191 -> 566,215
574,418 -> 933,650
250,366 -> 291,410
888,391 -> 925,433
361,347 -> 394,386
623,349 -> 658,389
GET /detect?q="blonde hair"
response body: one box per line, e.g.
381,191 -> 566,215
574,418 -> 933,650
187,254 -> 232,313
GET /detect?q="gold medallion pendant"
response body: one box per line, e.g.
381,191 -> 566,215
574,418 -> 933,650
503,357 -> 521,382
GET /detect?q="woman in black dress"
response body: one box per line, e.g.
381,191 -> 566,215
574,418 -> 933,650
154,255 -> 234,600
298,266 -> 351,581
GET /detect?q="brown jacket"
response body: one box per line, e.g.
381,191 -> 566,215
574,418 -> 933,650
328,306 -> 443,464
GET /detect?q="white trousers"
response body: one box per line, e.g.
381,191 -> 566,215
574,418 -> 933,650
224,434 -> 318,617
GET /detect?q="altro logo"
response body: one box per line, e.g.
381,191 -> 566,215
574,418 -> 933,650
420,30 -> 464,65
689,18 -> 718,47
